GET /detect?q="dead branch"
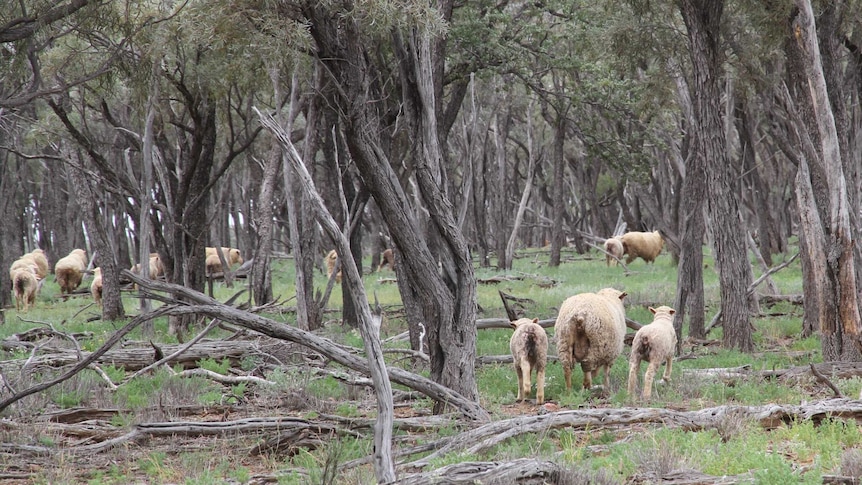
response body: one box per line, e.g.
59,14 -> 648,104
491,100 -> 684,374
404,398 -> 862,469
169,367 -> 275,386
810,363 -> 844,398
126,272 -> 490,422
392,459 -> 563,485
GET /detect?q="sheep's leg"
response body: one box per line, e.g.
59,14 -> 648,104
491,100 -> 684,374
643,360 -> 660,399
581,363 -> 593,389
520,357 -> 533,400
559,344 -> 573,391
598,365 -> 610,388
627,359 -> 640,397
661,356 -> 673,383
536,366 -> 545,404
515,365 -> 525,401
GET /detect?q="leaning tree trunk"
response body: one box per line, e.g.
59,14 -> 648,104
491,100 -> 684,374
679,0 -> 754,352
791,0 -> 862,360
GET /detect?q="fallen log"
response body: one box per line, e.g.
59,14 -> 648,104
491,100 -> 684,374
404,398 -> 862,469
128,274 -> 490,422
392,459 -> 562,485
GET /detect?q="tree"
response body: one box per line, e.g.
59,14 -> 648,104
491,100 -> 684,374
678,0 -> 754,351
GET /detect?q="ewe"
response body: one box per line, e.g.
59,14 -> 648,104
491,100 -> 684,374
555,288 -> 627,390
619,230 -> 664,264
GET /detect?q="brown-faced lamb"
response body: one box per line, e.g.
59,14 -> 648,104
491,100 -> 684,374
509,317 -> 549,404
555,288 -> 627,391
11,265 -> 38,312
619,230 -> 664,264
325,249 -> 342,283
627,305 -> 677,400
603,237 -> 623,266
378,248 -> 395,272
54,249 -> 87,294
90,267 -> 103,306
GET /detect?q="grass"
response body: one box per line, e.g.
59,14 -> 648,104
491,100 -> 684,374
2,244 -> 850,484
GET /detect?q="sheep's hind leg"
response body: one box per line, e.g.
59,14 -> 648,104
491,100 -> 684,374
536,366 -> 545,404
661,356 -> 673,383
520,358 -> 533,401
515,365 -> 525,401
643,361 -> 660,399
581,363 -> 594,389
627,360 -> 640,397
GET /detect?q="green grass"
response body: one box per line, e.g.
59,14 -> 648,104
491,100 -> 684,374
1,243 -> 843,483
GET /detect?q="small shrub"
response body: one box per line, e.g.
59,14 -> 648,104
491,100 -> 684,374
840,448 -> 862,478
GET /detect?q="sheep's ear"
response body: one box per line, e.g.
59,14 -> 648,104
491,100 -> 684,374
509,322 -> 518,329
619,292 -> 628,300
532,318 -> 539,324
649,306 -> 657,314
668,309 -> 676,315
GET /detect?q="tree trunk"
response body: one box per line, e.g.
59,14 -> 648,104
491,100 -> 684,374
549,110 -> 566,267
791,0 -> 862,359
65,150 -> 125,320
679,0 -> 753,352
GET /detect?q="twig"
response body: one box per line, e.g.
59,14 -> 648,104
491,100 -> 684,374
809,363 -> 844,398
88,364 -> 119,390
170,367 -> 276,386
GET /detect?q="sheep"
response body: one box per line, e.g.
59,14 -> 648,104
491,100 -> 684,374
324,249 -> 342,283
26,249 -> 49,279
627,305 -> 677,400
54,249 -> 87,295
11,265 -> 38,312
509,317 -> 549,404
619,230 -> 664,264
378,248 -> 395,272
10,256 -> 40,281
603,237 -> 623,266
205,247 -> 243,267
130,255 -> 163,279
555,287 -> 628,391
90,267 -> 103,306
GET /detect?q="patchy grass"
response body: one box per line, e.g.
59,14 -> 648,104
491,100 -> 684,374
0,244 -> 843,484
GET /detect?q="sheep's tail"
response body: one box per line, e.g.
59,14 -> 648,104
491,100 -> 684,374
13,272 -> 32,293
523,326 -> 539,362
637,335 -> 651,360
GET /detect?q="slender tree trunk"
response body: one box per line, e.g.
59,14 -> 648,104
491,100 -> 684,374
549,109 -> 565,268
679,0 -> 754,351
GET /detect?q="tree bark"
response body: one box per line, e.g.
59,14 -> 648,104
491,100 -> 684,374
678,0 -> 754,351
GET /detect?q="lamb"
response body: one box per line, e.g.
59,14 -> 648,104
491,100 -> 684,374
619,230 -> 664,264
11,265 -> 38,312
130,254 -> 163,278
555,288 -> 628,391
509,318 -> 549,404
627,305 -> 677,400
377,248 -> 395,272
54,249 -> 88,294
603,237 -> 623,266
90,267 -> 103,306
325,249 -> 342,283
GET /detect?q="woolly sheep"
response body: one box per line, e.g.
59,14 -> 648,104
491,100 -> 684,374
205,247 -> 243,267
603,237 -> 623,267
54,249 -> 87,295
627,305 -> 677,400
90,267 -> 103,306
509,317 -> 549,404
11,265 -> 38,312
378,248 -> 395,272
555,288 -> 628,391
619,230 -> 664,264
26,249 -> 49,279
325,250 -> 342,283
10,256 -> 39,281
130,255 -> 163,278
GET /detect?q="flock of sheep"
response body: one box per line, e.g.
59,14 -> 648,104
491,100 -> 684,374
510,230 -> 672,403
9,246 -> 244,310
11,230 -> 667,402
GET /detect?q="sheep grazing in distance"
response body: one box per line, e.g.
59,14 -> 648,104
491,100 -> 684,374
628,306 -> 677,400
325,250 -> 342,283
11,265 -> 39,312
54,249 -> 88,294
509,318 -> 549,404
90,267 -> 103,306
205,247 -> 243,267
603,237 -> 623,266
378,248 -> 395,272
131,254 -> 163,279
619,230 -> 664,264
555,288 -> 628,391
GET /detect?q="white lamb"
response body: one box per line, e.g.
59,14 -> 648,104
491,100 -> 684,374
627,305 -> 677,400
509,318 -> 549,404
